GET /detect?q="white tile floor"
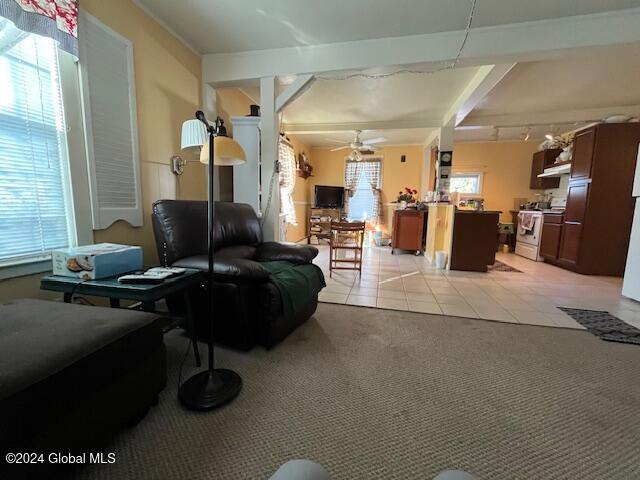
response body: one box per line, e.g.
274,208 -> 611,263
314,245 -> 640,330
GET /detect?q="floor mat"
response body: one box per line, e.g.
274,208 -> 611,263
558,307 -> 640,346
488,260 -> 522,272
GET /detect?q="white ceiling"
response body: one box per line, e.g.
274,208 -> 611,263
282,43 -> 640,146
465,44 -> 640,121
134,0 -> 640,145
282,66 -> 480,125
134,0 -> 640,55
292,128 -> 436,149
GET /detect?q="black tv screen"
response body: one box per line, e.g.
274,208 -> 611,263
315,185 -> 344,208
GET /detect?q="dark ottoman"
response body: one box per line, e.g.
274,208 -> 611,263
0,299 -> 166,460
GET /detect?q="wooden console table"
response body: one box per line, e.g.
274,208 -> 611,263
391,209 -> 427,255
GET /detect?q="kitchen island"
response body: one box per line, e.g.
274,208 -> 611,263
425,206 -> 501,272
450,210 -> 501,272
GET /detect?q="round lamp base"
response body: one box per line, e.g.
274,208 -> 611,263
178,369 -> 242,411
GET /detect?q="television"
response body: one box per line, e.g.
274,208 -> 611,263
314,185 -> 344,209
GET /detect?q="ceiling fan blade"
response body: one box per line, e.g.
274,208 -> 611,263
358,145 -> 378,152
324,138 -> 350,144
330,146 -> 349,151
363,137 -> 386,145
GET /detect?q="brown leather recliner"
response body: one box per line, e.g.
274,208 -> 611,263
152,200 -> 322,350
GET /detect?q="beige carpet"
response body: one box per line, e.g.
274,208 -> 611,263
75,304 -> 640,480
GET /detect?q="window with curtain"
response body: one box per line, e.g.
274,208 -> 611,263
345,158 -> 382,223
0,21 -> 75,264
278,138 -> 297,225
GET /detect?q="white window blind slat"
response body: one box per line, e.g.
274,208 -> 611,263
0,28 -> 73,263
79,12 -> 142,228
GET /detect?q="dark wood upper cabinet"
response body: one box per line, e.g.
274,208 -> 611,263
570,127 -> 596,180
530,149 -> 561,189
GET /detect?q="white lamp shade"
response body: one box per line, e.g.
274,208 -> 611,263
199,136 -> 247,166
181,119 -> 207,150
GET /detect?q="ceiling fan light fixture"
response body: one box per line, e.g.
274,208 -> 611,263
348,150 -> 362,162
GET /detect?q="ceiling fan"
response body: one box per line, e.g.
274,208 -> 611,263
326,130 -> 386,153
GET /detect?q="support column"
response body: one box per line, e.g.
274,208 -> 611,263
436,126 -> 454,198
260,76 -> 280,241
231,116 -> 260,212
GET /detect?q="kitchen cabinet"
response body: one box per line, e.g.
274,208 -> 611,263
530,149 -> 561,189
553,123 -> 640,276
558,223 -> 582,265
564,182 -> 589,223
540,214 -> 563,260
570,127 -> 596,180
391,209 -> 427,254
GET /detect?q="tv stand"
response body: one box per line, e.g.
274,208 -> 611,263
307,207 -> 343,244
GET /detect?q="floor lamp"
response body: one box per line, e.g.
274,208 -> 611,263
178,111 -> 246,410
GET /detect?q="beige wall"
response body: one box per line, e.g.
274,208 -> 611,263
1,0 -> 204,303
216,87 -> 254,136
286,135 -> 314,242
452,141 -> 539,222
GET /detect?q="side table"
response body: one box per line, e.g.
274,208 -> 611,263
41,268 -> 203,366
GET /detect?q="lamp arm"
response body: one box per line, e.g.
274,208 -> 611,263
195,111 -> 228,136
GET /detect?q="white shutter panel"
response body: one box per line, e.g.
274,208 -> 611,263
78,12 -> 142,229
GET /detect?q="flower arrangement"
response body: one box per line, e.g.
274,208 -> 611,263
397,187 -> 418,203
539,133 -> 573,151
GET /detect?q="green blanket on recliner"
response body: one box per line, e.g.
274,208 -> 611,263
260,261 -> 326,320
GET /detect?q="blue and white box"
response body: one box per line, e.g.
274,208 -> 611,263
52,243 -> 143,280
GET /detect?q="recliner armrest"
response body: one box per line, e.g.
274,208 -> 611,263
213,258 -> 271,284
173,255 -> 271,283
255,242 -> 318,264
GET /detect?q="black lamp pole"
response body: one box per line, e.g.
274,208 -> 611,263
178,111 -> 242,411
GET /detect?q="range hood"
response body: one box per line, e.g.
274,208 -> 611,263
538,163 -> 571,178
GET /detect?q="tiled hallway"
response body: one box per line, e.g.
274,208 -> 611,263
314,245 -> 640,329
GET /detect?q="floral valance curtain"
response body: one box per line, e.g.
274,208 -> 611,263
278,138 -> 297,225
0,0 -> 78,56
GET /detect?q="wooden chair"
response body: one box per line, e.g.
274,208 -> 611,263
329,221 -> 365,277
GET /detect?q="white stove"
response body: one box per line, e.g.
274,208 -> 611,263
515,210 -> 544,261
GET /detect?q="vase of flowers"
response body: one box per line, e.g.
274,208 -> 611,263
397,187 -> 418,209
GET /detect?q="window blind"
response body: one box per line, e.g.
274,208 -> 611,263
0,28 -> 72,263
79,12 -> 142,229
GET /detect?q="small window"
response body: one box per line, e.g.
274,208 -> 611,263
450,172 -> 483,195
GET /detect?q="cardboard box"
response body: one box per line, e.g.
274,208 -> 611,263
52,243 -> 143,280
